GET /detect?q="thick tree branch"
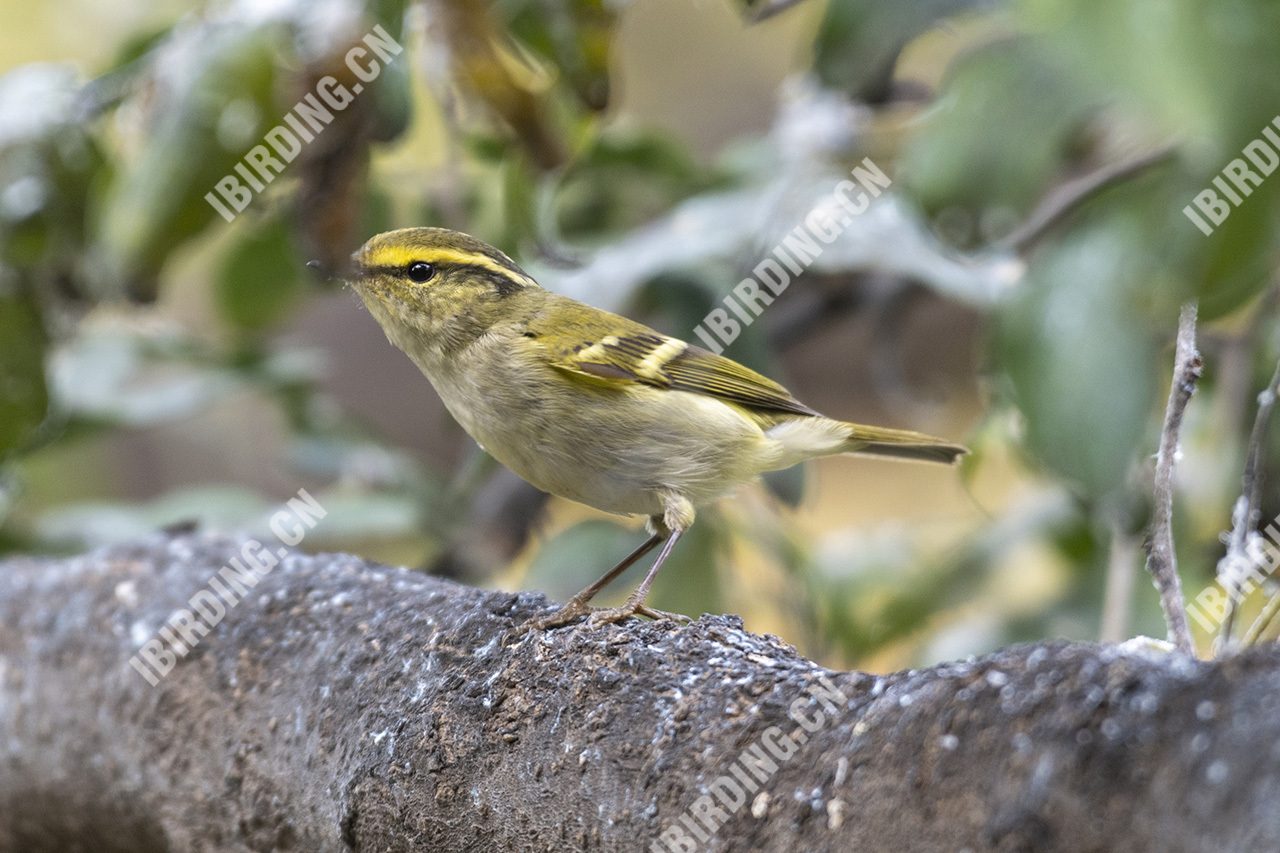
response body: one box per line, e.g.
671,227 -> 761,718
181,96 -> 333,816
1145,303 -> 1201,656
2,533 -> 1278,851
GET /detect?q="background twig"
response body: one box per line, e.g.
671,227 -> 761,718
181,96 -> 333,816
743,0 -> 810,23
1144,303 -> 1201,656
998,144 -> 1178,256
1101,521 -> 1139,643
1219,354 -> 1280,650
1243,589 -> 1280,646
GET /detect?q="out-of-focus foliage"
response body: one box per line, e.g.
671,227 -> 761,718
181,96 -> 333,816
1000,213 -> 1161,499
2,0 -> 1280,667
810,0 -> 993,102
0,291 -> 48,458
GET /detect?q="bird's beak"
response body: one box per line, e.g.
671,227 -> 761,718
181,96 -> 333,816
307,255 -> 366,285
305,259 -> 333,281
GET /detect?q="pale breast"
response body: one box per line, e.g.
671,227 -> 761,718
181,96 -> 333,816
423,339 -> 781,518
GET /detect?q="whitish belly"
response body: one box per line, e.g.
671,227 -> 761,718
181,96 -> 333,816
436,370 -> 774,518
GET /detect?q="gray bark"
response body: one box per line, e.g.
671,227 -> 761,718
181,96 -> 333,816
0,532 -> 1276,852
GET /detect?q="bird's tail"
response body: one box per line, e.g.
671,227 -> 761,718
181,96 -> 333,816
839,423 -> 968,464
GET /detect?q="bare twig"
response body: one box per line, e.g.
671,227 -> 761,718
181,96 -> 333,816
1143,304 -> 1202,656
998,144 -> 1178,256
1212,286 -> 1279,443
1244,591 -> 1280,646
1218,355 -> 1280,650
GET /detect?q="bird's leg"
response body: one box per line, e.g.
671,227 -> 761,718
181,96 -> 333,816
586,528 -> 690,628
517,533 -> 663,631
583,496 -> 696,627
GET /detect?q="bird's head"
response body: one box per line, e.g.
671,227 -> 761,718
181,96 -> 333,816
344,227 -> 540,356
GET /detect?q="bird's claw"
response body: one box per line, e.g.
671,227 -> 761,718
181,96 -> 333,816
580,599 -> 691,629
515,600 -> 691,633
513,599 -> 593,634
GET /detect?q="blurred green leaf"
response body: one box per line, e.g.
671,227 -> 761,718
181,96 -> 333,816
35,484 -> 403,550
648,510 -> 726,618
286,489 -> 419,542
51,325 -> 236,426
106,25 -> 173,73
0,64 -> 103,299
998,217 -> 1158,497
217,215 -> 302,331
814,0 -> 992,101
368,56 -> 414,144
812,490 -> 1077,660
557,130 -> 718,238
37,484 -> 275,548
496,0 -> 616,112
761,464 -> 806,509
809,528 -> 929,659
522,513 -> 725,619
1018,0 -> 1280,163
496,153 -> 539,252
524,518 -> 643,602
96,22 -> 287,299
1193,195 -> 1279,321
900,38 -> 1099,234
366,0 -> 414,45
0,289 -> 49,459
1008,0 -> 1280,321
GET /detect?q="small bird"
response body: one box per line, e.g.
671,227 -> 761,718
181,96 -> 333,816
344,227 -> 967,629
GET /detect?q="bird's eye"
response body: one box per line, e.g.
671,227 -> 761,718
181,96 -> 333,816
406,261 -> 435,283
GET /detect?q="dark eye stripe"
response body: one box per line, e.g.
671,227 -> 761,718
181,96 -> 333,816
478,269 -> 522,296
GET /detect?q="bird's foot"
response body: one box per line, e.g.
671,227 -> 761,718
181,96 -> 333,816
586,600 -> 692,629
515,599 -> 691,633
514,598 -> 594,634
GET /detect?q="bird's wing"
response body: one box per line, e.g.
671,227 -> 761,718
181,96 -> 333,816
534,306 -> 820,417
